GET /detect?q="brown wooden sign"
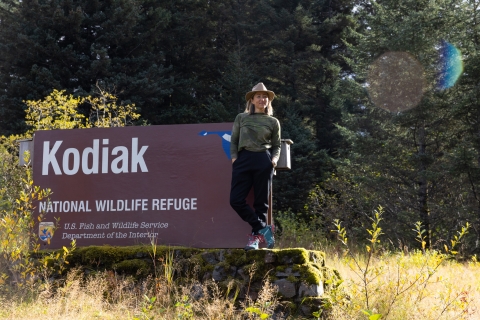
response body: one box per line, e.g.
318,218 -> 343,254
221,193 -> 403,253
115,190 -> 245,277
33,124 -> 253,249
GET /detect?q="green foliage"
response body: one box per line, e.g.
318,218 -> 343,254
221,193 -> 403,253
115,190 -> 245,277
36,241 -> 77,292
163,248 -> 175,288
175,295 -> 194,319
84,85 -> 141,128
24,87 -> 140,133
332,206 -> 385,311
0,141 -> 78,290
443,222 -> 470,257
245,306 -> 271,319
331,206 -> 472,319
39,243 -> 76,275
0,149 -> 51,286
275,210 -> 326,249
312,309 -> 322,319
413,221 -> 428,253
0,85 -> 141,290
361,310 -> 382,320
24,89 -> 86,132
132,294 -> 161,320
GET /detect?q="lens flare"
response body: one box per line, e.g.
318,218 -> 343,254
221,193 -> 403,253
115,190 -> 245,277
437,41 -> 463,90
367,52 -> 426,112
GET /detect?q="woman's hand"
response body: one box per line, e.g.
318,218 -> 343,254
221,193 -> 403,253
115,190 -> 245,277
232,158 -> 236,164
272,159 -> 277,167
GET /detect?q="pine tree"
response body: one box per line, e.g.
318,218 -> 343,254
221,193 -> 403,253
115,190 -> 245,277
337,0 -> 469,247
0,0 -> 174,134
445,0 -> 480,250
0,0 -> 356,214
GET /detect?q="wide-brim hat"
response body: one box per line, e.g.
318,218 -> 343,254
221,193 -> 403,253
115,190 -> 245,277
245,82 -> 276,101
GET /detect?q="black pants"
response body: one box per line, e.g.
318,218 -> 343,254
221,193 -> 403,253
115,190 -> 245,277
230,150 -> 273,233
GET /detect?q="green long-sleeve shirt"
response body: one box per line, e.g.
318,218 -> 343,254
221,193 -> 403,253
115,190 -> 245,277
230,113 -> 281,161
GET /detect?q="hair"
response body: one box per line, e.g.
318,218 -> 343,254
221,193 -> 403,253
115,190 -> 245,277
244,93 -> 273,116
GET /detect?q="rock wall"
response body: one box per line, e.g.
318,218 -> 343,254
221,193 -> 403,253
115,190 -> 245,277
63,246 -> 341,317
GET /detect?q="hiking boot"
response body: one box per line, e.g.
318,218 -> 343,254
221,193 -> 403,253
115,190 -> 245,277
244,233 -> 263,251
257,225 -> 275,249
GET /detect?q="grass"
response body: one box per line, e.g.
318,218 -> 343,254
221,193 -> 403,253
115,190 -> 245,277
0,247 -> 479,319
0,268 -> 280,319
326,251 -> 480,319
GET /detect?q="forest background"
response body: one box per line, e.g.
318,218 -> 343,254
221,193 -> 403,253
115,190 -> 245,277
1,0 -> 480,254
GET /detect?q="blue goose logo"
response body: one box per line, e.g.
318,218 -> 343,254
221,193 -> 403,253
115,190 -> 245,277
39,222 -> 55,242
198,130 -> 232,159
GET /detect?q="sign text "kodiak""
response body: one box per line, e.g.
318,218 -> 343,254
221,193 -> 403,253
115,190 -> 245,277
42,138 -> 148,175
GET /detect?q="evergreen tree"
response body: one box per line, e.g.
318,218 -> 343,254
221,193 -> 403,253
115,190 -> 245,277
0,0 -> 355,214
446,0 -> 480,250
0,0 -> 175,134
336,0 -> 469,247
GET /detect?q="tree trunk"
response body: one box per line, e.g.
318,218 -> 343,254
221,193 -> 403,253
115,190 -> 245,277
417,124 -> 431,248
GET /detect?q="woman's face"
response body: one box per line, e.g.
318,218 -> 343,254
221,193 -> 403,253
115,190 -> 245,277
251,92 -> 269,109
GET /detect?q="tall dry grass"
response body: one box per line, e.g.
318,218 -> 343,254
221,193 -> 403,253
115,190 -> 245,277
275,209 -> 480,319
326,251 -> 480,320
0,264 -> 282,320
0,249 -> 479,319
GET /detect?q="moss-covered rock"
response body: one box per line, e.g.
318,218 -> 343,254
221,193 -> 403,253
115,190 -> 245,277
37,245 -> 340,315
69,245 -> 153,270
275,248 -> 309,264
113,258 -> 152,279
224,249 -> 248,266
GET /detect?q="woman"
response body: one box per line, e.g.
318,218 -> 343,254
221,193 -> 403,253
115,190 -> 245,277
230,82 -> 281,251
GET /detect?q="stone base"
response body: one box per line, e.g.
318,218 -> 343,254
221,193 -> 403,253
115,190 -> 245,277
45,246 -> 341,316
